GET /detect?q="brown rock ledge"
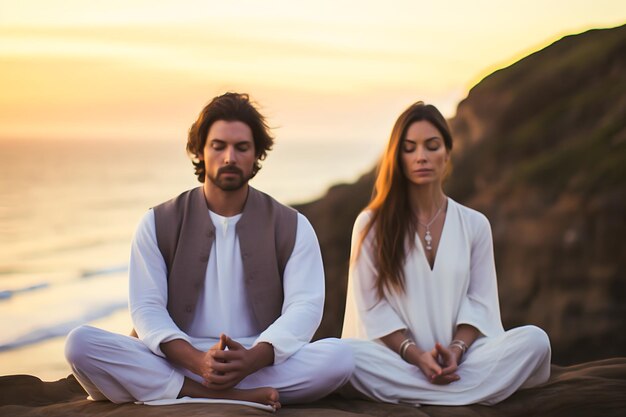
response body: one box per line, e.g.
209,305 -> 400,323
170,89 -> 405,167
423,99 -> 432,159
1,358 -> 625,417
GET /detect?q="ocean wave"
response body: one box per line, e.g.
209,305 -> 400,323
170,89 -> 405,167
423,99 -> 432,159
0,263 -> 128,302
0,267 -> 129,351
0,301 -> 128,352
0,282 -> 49,301
81,265 -> 128,279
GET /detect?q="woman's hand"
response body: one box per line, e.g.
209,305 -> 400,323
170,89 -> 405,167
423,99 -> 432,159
431,342 -> 460,385
407,343 -> 460,385
380,330 -> 461,385
412,347 -> 444,381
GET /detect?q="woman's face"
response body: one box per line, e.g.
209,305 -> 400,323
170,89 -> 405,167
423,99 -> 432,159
400,120 -> 450,187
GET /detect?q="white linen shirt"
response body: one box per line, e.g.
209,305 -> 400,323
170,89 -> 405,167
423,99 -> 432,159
129,208 -> 325,365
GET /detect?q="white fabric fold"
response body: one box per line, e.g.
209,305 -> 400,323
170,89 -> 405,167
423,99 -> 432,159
136,396 -> 275,412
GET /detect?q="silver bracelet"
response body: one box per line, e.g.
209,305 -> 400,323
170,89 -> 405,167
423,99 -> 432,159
449,339 -> 468,355
399,338 -> 415,360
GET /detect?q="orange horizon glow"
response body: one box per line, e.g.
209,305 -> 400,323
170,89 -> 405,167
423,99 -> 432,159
1,1 -> 624,144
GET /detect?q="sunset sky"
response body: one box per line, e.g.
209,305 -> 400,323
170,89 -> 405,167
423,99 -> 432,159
1,0 -> 624,144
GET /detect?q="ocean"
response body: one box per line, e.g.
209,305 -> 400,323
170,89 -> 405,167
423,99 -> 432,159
0,137 -> 382,380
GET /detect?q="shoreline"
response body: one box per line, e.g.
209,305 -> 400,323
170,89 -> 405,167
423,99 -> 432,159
0,309 -> 132,381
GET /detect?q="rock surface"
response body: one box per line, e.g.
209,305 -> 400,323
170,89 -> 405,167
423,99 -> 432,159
298,25 -> 626,365
2,359 -> 625,416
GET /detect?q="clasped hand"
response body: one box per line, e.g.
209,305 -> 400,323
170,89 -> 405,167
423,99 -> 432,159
198,334 -> 255,390
416,342 -> 460,385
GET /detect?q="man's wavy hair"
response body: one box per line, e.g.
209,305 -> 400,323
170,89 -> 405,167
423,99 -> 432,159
186,92 -> 274,182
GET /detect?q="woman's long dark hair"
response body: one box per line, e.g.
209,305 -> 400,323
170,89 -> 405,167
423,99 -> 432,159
359,101 -> 453,300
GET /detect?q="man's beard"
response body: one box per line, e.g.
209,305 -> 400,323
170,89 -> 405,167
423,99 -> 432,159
207,166 -> 249,191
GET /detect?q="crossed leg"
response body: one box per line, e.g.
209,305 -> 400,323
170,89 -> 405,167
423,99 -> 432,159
65,325 -> 352,407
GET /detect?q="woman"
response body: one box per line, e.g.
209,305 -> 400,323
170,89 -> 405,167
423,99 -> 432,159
341,101 -> 551,406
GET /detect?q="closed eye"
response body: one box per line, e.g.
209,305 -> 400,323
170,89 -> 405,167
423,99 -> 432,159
402,140 -> 416,153
425,138 -> 441,151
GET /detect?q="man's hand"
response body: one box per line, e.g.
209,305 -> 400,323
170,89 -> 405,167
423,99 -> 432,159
201,334 -> 274,390
195,334 -> 228,383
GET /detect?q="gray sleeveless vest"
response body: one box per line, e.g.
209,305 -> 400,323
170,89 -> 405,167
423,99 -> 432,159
152,186 -> 298,332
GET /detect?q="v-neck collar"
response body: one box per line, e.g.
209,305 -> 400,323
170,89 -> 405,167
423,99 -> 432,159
414,197 -> 451,272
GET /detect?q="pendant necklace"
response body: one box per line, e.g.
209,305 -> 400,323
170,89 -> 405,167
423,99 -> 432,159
417,199 -> 446,251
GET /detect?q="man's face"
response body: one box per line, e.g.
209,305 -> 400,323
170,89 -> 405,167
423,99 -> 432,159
200,120 -> 256,191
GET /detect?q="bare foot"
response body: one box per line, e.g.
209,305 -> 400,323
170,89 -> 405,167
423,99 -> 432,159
180,378 -> 281,410
240,386 -> 281,410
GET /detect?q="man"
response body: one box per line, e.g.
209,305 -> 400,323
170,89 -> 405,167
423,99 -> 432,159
65,93 -> 353,409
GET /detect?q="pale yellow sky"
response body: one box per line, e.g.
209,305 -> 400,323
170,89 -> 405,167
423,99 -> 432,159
0,0 -> 624,143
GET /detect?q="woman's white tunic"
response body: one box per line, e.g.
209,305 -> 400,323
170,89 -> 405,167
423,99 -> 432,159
342,199 -> 551,406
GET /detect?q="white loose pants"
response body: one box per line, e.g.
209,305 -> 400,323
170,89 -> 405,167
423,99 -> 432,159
65,325 -> 354,404
345,325 -> 551,406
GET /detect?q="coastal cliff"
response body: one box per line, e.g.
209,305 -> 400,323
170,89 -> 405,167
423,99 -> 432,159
298,24 -> 626,365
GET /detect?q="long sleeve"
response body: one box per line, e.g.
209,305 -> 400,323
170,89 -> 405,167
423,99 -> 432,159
254,214 -> 325,365
456,212 -> 504,337
128,210 -> 191,357
343,211 -> 406,340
